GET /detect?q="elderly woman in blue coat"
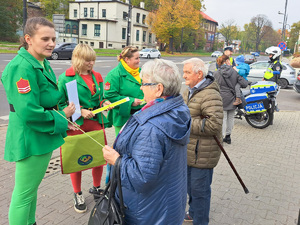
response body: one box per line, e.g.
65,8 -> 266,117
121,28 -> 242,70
103,59 -> 191,225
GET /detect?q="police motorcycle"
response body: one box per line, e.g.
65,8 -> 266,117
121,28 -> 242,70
235,81 -> 279,129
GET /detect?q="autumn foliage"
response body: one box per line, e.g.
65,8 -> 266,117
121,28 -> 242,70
147,0 -> 203,52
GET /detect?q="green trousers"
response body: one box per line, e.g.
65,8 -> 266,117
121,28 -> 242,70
9,152 -> 52,225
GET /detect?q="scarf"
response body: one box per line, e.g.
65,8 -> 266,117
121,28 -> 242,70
120,59 -> 141,83
136,96 -> 174,114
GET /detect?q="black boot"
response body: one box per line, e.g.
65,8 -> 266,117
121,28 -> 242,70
223,135 -> 231,144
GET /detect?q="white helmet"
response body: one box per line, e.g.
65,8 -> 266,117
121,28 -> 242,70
265,46 -> 281,60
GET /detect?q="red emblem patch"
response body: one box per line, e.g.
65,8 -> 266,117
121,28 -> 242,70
104,82 -> 110,90
16,78 -> 31,94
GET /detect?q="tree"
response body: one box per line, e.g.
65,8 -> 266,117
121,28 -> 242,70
147,0 -> 202,53
248,14 -> 273,52
39,0 -> 69,20
288,21 -> 300,53
0,0 -> 22,42
218,20 -> 239,46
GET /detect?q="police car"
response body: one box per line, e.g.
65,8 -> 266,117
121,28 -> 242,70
248,61 -> 296,89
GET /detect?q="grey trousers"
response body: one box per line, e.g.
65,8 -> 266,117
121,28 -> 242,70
222,109 -> 235,136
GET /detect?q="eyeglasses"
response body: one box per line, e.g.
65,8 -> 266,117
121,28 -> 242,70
141,83 -> 158,86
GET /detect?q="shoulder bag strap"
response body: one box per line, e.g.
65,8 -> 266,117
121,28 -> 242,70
115,157 -> 126,216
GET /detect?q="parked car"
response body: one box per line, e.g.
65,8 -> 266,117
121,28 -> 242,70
251,52 -> 260,57
139,48 -> 161,59
248,61 -> 296,89
293,71 -> 300,93
49,43 -> 77,60
211,51 -> 223,57
244,54 -> 257,64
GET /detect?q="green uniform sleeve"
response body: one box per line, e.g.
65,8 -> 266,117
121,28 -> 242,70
104,72 -> 135,116
57,74 -> 69,110
3,64 -> 68,135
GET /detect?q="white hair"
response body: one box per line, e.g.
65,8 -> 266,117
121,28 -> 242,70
182,58 -> 208,77
140,59 -> 181,96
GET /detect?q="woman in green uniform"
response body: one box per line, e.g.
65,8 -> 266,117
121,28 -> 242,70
58,44 -> 111,213
1,17 -> 76,225
104,46 -> 145,136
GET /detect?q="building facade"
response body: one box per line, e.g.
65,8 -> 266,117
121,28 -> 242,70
64,0 -> 156,49
200,11 -> 218,52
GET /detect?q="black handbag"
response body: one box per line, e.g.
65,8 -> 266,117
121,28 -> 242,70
88,157 -> 125,225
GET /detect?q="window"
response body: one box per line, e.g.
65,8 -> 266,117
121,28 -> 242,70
90,42 -> 94,47
102,9 -> 106,18
123,12 -> 127,20
122,28 -> 126,40
122,45 -> 125,48
94,24 -> 100,36
74,9 -> 77,18
84,8 -> 87,17
99,42 -> 104,48
85,41 -> 88,44
66,24 -> 71,33
149,33 -> 152,43
80,41 -> 83,43
136,13 -> 140,23
90,8 -> 94,18
108,44 -> 113,47
72,25 -> 78,34
136,30 -> 140,41
82,24 -> 87,35
143,31 -> 146,42
142,14 -> 146,24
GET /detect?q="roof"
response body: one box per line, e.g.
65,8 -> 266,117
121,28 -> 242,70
200,11 -> 218,25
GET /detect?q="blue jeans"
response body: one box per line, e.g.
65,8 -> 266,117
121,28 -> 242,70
187,166 -> 213,225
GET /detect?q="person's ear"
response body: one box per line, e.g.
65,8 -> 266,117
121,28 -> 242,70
198,70 -> 203,79
155,83 -> 164,97
24,34 -> 31,45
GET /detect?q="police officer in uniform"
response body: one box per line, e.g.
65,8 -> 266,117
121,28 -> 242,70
263,46 -> 283,83
216,46 -> 236,70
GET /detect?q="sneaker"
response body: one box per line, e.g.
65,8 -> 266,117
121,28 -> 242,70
73,192 -> 87,213
89,186 -> 104,201
184,212 -> 193,222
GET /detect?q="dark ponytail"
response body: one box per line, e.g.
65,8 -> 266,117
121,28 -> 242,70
19,17 -> 55,50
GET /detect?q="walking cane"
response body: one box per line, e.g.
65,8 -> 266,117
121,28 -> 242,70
213,135 -> 249,194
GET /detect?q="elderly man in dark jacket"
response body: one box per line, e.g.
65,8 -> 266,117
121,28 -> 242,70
182,58 -> 223,225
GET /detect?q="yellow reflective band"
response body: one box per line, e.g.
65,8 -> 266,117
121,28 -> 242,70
92,97 -> 130,115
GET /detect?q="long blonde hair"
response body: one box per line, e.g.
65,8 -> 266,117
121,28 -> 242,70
72,43 -> 96,74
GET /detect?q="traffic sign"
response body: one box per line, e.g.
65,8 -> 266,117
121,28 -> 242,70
277,42 -> 287,50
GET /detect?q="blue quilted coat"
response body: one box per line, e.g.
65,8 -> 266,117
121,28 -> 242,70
114,95 -> 191,225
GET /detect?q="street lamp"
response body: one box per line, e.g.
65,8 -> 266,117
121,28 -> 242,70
23,0 -> 27,29
278,0 -> 288,41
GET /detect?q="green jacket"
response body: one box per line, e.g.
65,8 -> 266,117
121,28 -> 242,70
1,47 -> 68,162
104,62 -> 145,127
57,67 -> 110,127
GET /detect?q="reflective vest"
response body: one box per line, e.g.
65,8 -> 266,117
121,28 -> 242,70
264,60 -> 281,80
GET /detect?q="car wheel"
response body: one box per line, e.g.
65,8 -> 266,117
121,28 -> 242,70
157,54 -> 161,59
51,52 -> 59,60
147,54 -> 150,59
278,78 -> 289,89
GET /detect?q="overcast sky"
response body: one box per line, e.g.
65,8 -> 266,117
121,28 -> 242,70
203,0 -> 299,31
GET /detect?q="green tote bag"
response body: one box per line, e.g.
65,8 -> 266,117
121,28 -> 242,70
60,130 -> 106,174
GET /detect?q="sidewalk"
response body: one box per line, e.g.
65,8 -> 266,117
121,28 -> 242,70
1,111 -> 300,225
